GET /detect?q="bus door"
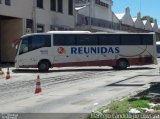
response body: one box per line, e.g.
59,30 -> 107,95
17,36 -> 37,67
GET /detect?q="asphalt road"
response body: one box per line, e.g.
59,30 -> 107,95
0,59 -> 160,115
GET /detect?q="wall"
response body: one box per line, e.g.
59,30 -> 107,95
134,19 -> 144,29
144,21 -> 152,31
77,0 -> 113,21
121,14 -> 134,26
1,19 -> 23,62
0,0 -> 33,19
36,0 -> 75,31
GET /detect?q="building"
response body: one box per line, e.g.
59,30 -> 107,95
75,0 -> 121,32
142,20 -> 152,31
35,0 -> 75,32
132,12 -> 144,29
151,20 -> 159,33
0,0 -> 75,62
115,7 -> 134,27
115,7 -> 135,32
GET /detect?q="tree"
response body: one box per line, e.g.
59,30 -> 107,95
141,16 -> 154,23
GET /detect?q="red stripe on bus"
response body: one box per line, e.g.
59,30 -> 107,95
19,57 -> 153,68
53,59 -> 116,67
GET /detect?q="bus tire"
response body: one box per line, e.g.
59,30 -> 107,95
112,66 -> 118,70
117,59 -> 128,70
38,61 -> 50,72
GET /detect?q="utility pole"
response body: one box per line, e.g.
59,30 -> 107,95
140,0 -> 141,13
89,0 -> 92,30
32,0 -> 37,33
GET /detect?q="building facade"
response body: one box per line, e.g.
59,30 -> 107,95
0,0 -> 75,62
151,20 -> 159,33
115,7 -> 134,27
142,20 -> 152,31
75,0 -> 121,32
132,12 -> 144,29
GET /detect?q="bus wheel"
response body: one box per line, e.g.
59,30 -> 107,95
38,61 -> 50,72
112,66 -> 118,70
117,59 -> 128,70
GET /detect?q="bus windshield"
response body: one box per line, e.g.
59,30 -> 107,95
18,35 -> 51,55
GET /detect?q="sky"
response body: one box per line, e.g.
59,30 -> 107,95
112,0 -> 160,25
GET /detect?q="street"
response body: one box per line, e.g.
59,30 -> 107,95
0,59 -> 160,113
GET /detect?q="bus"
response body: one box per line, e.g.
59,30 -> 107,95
15,31 -> 157,71
156,41 -> 160,58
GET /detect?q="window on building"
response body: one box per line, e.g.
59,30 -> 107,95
57,0 -> 63,13
37,24 -> 44,33
0,0 -> 2,4
95,0 -> 108,7
26,19 -> 33,33
5,0 -> 11,6
68,0 -> 73,15
51,0 -> 56,11
37,0 -> 43,8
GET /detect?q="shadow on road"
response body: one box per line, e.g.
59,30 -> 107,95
12,66 -> 155,73
125,67 -> 155,70
108,83 -> 145,87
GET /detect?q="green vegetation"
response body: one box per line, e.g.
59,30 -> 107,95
141,16 -> 155,23
86,83 -> 160,119
87,98 -> 149,119
153,105 -> 160,110
104,98 -> 149,113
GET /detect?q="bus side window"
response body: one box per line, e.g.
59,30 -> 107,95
29,35 -> 51,51
141,35 -> 153,45
54,35 -> 65,46
64,35 -> 76,45
19,37 -> 29,55
157,45 -> 160,53
53,34 -> 76,46
98,34 -> 120,45
76,34 -> 98,45
121,35 -> 141,45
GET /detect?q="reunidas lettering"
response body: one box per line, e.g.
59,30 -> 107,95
71,47 -> 120,54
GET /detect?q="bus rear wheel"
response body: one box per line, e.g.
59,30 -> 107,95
38,61 -> 50,72
117,59 -> 128,70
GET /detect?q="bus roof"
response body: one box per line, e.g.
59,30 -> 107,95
94,32 -> 155,35
21,31 -> 155,38
156,41 -> 160,45
21,31 -> 91,38
47,31 -> 91,34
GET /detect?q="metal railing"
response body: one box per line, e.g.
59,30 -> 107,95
77,13 -> 157,33
77,13 -> 121,30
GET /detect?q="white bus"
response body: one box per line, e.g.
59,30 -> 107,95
15,31 -> 157,71
156,41 -> 160,58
